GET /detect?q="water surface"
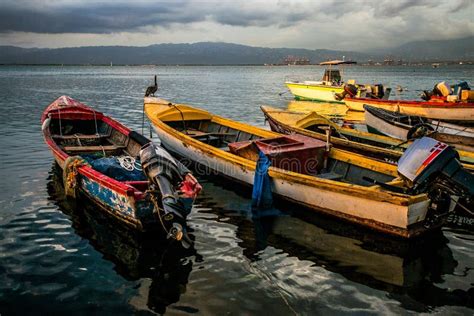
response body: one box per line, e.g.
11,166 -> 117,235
0,65 -> 473,315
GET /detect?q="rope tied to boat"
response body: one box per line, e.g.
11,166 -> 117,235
117,156 -> 142,171
63,156 -> 89,198
74,134 -> 83,146
170,103 -> 188,134
148,190 -> 185,243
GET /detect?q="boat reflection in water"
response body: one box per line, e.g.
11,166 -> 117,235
47,164 -> 198,314
196,175 -> 473,311
286,100 -> 366,124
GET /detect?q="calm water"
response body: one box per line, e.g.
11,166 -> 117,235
1,65 -> 473,315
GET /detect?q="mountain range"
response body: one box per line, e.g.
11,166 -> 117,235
1,37 -> 472,65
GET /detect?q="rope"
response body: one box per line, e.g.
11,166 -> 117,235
116,156 -> 142,171
58,107 -> 63,136
74,134 -> 82,146
142,102 -> 145,135
150,192 -> 171,236
434,120 -> 440,132
92,109 -> 99,136
171,103 -> 188,134
388,139 -> 410,150
63,156 -> 89,198
453,197 -> 474,216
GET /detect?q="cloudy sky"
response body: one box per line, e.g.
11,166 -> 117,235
0,0 -> 472,51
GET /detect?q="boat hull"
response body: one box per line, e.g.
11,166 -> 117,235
262,105 -> 474,172
364,105 -> 474,153
345,98 -> 474,122
431,120 -> 474,138
43,96 -> 157,231
262,106 -> 403,162
51,147 -> 155,231
153,125 -> 432,238
145,99 -> 435,238
286,82 -> 344,103
364,107 -> 409,140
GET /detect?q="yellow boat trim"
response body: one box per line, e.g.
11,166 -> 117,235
286,82 -> 345,92
262,105 -> 474,171
145,98 -> 428,206
155,105 -> 212,122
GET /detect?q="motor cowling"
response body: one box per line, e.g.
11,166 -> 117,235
140,142 -> 201,244
344,84 -> 358,97
398,137 -> 474,218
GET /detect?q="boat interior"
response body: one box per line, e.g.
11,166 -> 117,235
303,122 -> 402,149
282,109 -> 474,166
261,107 -> 403,150
366,106 -> 474,153
163,117 -> 400,189
49,118 -> 149,191
366,106 -> 425,128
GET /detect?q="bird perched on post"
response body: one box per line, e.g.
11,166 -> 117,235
145,75 -> 158,97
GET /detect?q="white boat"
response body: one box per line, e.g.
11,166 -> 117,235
364,105 -> 474,152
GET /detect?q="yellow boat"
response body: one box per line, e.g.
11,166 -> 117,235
261,105 -> 474,170
285,60 -> 391,103
144,97 -> 452,238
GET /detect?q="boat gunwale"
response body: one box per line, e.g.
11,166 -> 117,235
42,100 -> 145,199
363,104 -> 474,166
260,105 -> 406,160
346,97 -> 474,109
145,100 -> 428,206
285,81 -> 345,91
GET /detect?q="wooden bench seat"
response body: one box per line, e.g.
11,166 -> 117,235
52,133 -> 109,140
186,130 -> 235,138
63,145 -> 126,152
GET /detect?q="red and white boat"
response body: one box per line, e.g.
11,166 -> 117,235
345,97 -> 474,122
41,96 -> 200,241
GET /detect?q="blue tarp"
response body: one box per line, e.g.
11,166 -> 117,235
252,151 -> 273,208
82,154 -> 147,181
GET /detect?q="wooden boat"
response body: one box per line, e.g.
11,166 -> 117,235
260,105 -> 474,169
42,96 -> 200,237
285,60 -> 390,103
345,97 -> 474,122
145,96 -> 454,239
364,105 -> 474,153
48,168 -> 195,312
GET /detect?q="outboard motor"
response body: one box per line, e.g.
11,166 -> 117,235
335,84 -> 358,101
344,84 -> 358,97
140,143 -> 201,247
398,137 -> 474,223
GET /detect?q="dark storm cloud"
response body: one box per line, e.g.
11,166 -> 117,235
0,0 -> 313,34
0,1 -> 203,33
372,0 -> 471,17
0,0 -> 471,39
210,3 -> 312,28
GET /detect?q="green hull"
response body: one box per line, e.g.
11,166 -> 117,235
294,95 -> 345,104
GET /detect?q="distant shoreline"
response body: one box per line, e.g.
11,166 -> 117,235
1,62 -> 473,67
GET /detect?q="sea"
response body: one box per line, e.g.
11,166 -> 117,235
0,65 -> 473,315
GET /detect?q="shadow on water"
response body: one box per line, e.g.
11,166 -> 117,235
46,163 -> 200,315
196,174 -> 474,312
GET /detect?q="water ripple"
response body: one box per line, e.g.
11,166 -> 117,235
1,65 -> 473,314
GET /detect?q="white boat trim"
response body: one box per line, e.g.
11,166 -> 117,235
364,107 -> 409,140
